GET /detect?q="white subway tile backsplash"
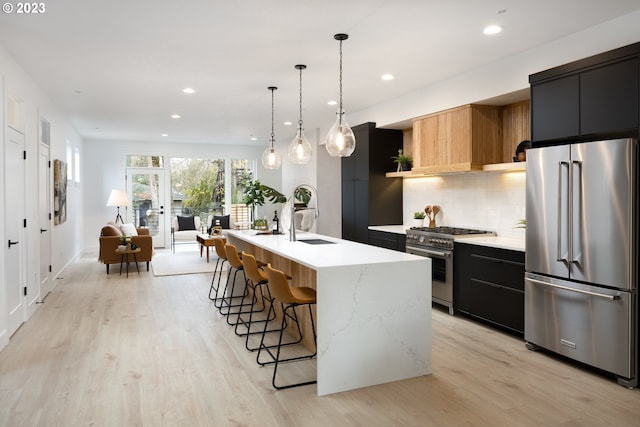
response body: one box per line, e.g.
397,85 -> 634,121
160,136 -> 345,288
403,171 -> 526,238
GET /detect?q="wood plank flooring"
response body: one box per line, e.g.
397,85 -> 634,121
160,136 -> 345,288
1,253 -> 639,426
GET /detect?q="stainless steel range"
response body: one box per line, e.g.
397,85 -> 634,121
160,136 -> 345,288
406,226 -> 495,315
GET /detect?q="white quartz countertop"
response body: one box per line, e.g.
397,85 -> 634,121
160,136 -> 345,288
368,225 -> 408,235
455,236 -> 525,252
226,229 -> 424,270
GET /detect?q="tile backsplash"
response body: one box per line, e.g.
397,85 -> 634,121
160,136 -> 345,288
403,170 -> 526,239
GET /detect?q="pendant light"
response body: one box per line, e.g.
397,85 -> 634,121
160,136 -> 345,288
326,33 -> 356,157
288,64 -> 312,164
261,86 -> 282,169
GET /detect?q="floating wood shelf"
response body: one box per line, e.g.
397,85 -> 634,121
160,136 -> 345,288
385,162 -> 526,178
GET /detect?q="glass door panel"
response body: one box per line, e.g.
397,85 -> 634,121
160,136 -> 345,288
127,168 -> 165,247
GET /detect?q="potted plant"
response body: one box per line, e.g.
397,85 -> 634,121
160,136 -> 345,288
242,179 -> 287,226
253,218 -> 268,230
391,150 -> 413,172
413,211 -> 426,227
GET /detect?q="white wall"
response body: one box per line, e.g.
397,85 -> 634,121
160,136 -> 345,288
82,138 -> 284,250
1,45 -> 84,351
403,171 -> 526,239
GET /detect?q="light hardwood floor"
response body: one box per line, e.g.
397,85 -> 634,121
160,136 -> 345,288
1,253 -> 639,426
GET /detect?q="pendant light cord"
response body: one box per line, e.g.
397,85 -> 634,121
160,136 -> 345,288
338,37 -> 344,125
298,66 -> 304,133
270,87 -> 275,148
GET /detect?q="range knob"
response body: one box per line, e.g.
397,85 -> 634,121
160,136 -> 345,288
418,236 -> 425,243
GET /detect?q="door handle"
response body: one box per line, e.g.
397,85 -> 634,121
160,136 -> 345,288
8,240 -> 19,248
526,277 -> 620,300
557,161 -> 569,263
40,228 -> 48,233
570,160 -> 583,265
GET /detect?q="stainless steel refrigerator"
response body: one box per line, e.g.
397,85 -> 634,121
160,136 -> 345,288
525,138 -> 637,387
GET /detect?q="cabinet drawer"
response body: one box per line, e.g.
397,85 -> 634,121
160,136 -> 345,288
470,253 -> 524,291
470,279 -> 524,333
369,230 -> 405,252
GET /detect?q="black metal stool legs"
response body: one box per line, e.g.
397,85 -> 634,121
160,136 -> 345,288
208,257 -> 227,302
256,302 -> 317,390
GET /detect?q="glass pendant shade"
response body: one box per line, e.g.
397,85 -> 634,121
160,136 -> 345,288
261,86 -> 282,169
288,128 -> 312,164
326,33 -> 356,157
325,111 -> 356,157
288,64 -> 312,164
262,143 -> 282,169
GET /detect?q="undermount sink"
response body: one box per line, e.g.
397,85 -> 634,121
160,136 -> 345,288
297,239 -> 336,245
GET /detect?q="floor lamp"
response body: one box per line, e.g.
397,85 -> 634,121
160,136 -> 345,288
107,189 -> 129,224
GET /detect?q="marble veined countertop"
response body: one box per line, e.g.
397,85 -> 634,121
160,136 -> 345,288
226,229 -> 424,269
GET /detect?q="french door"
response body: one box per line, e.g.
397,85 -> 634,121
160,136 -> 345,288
127,168 -> 166,247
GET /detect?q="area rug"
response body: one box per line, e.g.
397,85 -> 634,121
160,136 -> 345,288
152,249 -> 220,276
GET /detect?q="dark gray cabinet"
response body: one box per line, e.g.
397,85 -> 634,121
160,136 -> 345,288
580,58 -> 639,135
531,75 -> 580,141
368,230 -> 406,252
530,42 -> 640,144
342,122 -> 403,244
454,243 -> 525,335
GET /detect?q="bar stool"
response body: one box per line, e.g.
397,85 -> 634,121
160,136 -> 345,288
235,251 -> 280,351
257,263 -> 317,390
208,237 -> 227,304
218,243 -> 250,323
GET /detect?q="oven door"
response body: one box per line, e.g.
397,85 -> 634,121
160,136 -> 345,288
406,245 -> 454,314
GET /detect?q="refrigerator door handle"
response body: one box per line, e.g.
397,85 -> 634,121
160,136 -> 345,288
525,277 -> 621,300
557,161 -> 569,263
571,160 -> 583,266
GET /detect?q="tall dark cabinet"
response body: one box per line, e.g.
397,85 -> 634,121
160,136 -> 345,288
530,42 -> 640,145
342,122 -> 403,244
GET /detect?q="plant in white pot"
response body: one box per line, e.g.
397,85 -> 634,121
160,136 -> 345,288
413,211 -> 426,227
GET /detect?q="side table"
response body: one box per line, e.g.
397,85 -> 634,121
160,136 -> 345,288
196,233 -> 218,263
116,246 -> 142,277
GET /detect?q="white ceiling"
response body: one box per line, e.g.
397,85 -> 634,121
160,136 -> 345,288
1,0 -> 639,147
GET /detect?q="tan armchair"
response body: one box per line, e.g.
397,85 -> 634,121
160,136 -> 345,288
99,223 -> 153,274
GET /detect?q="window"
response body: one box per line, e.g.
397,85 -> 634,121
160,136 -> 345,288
230,159 -> 255,229
66,140 -> 73,182
127,155 -> 164,168
74,146 -> 80,184
170,158 -> 225,220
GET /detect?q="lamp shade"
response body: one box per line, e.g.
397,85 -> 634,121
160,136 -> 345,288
106,189 -> 129,207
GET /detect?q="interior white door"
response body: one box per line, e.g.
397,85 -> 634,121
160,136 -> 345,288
5,125 -> 26,337
126,169 -> 165,247
39,141 -> 52,298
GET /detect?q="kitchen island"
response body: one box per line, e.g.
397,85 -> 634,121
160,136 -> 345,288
226,229 -> 432,396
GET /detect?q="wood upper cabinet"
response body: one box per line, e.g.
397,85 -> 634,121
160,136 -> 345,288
411,104 -> 503,174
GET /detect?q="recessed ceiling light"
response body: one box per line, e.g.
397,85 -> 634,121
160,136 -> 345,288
381,74 -> 394,81
161,133 -> 168,137
284,121 -> 293,126
171,114 -> 181,119
483,25 -> 502,35
250,137 -> 257,141
327,100 -> 338,106
182,88 -> 195,94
